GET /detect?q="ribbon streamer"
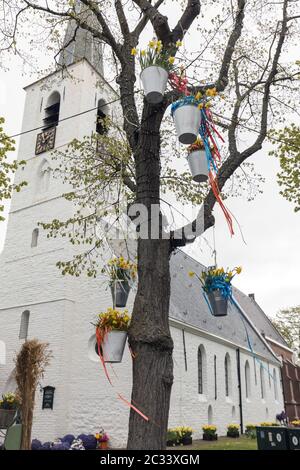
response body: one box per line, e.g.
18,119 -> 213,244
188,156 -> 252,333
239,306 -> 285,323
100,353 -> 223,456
96,328 -> 149,422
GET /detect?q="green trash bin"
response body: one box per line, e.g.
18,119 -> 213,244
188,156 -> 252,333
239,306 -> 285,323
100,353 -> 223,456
256,426 -> 289,450
287,428 -> 300,450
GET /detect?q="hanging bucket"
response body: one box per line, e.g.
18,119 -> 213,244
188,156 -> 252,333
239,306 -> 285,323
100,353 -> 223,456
101,330 -> 128,363
0,409 -> 16,429
207,289 -> 228,317
110,280 -> 131,308
187,150 -> 208,183
140,66 -> 169,104
173,104 -> 201,144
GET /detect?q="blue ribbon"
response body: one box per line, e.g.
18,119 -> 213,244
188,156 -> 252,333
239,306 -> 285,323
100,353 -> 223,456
170,95 -> 201,116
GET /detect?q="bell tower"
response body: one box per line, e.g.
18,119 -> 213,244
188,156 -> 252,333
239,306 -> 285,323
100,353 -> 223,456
58,0 -> 103,76
0,12 -> 122,442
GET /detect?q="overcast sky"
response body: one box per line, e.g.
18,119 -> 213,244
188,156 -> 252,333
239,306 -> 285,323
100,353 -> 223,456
0,3 -> 299,319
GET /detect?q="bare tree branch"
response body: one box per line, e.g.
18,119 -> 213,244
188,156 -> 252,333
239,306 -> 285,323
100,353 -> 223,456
115,0 -> 130,37
215,0 -> 246,91
172,0 -> 201,42
133,0 -> 166,38
132,0 -> 172,42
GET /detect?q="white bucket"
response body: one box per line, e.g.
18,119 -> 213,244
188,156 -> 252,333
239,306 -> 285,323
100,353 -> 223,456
173,104 -> 201,144
140,66 -> 168,104
187,150 -> 209,183
101,330 -> 128,363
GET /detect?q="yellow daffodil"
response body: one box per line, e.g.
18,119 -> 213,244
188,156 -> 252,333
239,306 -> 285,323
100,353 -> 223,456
236,266 -> 242,274
131,48 -> 138,56
206,87 -> 218,97
198,103 -> 204,109
176,40 -> 183,48
168,57 -> 175,65
195,91 -> 202,101
149,40 -> 156,48
188,271 -> 195,277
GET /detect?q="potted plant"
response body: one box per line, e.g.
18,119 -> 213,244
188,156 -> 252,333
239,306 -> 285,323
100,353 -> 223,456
166,429 -> 180,447
189,266 -> 242,317
103,256 -> 137,308
202,425 -> 217,441
178,426 -> 193,445
95,429 -> 109,450
0,392 -> 19,429
133,39 -> 179,104
95,308 -> 130,363
245,424 -> 257,439
227,424 -> 240,438
291,420 -> 300,428
186,137 -> 209,183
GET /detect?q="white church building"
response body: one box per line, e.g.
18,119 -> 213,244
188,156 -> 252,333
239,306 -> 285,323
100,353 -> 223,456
0,18 -> 286,448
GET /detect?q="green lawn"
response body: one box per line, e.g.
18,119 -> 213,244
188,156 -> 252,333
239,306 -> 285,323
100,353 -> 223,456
168,435 -> 257,450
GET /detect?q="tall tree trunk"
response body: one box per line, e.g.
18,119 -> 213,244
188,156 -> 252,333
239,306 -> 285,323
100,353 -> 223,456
127,238 -> 173,450
127,102 -> 174,450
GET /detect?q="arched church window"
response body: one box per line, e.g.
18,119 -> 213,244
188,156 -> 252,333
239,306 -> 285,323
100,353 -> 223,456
225,353 -> 232,397
198,345 -> 206,394
31,228 -> 39,248
260,364 -> 266,399
207,405 -> 213,424
19,310 -> 30,340
0,340 -> 6,365
96,99 -> 109,135
273,368 -> 278,400
214,355 -> 217,400
245,360 -> 251,398
43,91 -> 61,130
37,159 -> 51,194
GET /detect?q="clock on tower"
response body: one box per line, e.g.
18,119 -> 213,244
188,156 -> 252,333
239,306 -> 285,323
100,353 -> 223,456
35,127 -> 56,155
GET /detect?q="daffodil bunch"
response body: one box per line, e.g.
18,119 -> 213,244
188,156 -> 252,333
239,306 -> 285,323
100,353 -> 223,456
187,137 -> 215,156
96,308 -> 131,332
202,424 -> 217,435
132,39 -> 181,72
291,420 -> 300,427
103,256 -> 137,286
227,424 -> 239,430
260,422 -> 279,427
189,266 -> 242,295
0,392 -> 19,410
174,426 -> 193,438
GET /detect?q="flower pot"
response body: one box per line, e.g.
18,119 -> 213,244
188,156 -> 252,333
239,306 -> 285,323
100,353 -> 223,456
207,289 -> 228,317
187,150 -> 208,183
203,433 -> 218,441
181,436 -> 193,446
227,431 -> 240,438
102,330 -> 127,363
173,104 -> 201,144
0,409 -> 16,429
140,66 -> 169,104
110,280 -> 131,308
99,441 -> 109,450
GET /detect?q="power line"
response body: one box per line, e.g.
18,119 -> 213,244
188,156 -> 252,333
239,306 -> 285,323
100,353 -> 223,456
7,86 -> 297,152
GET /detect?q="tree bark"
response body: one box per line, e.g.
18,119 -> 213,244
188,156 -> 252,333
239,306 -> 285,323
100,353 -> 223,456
127,102 -> 173,450
127,238 -> 173,450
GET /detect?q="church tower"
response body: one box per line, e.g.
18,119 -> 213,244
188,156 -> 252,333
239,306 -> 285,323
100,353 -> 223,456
0,13 -> 129,445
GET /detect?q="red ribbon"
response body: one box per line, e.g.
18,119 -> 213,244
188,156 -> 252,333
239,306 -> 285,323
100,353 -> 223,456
96,327 -> 149,422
